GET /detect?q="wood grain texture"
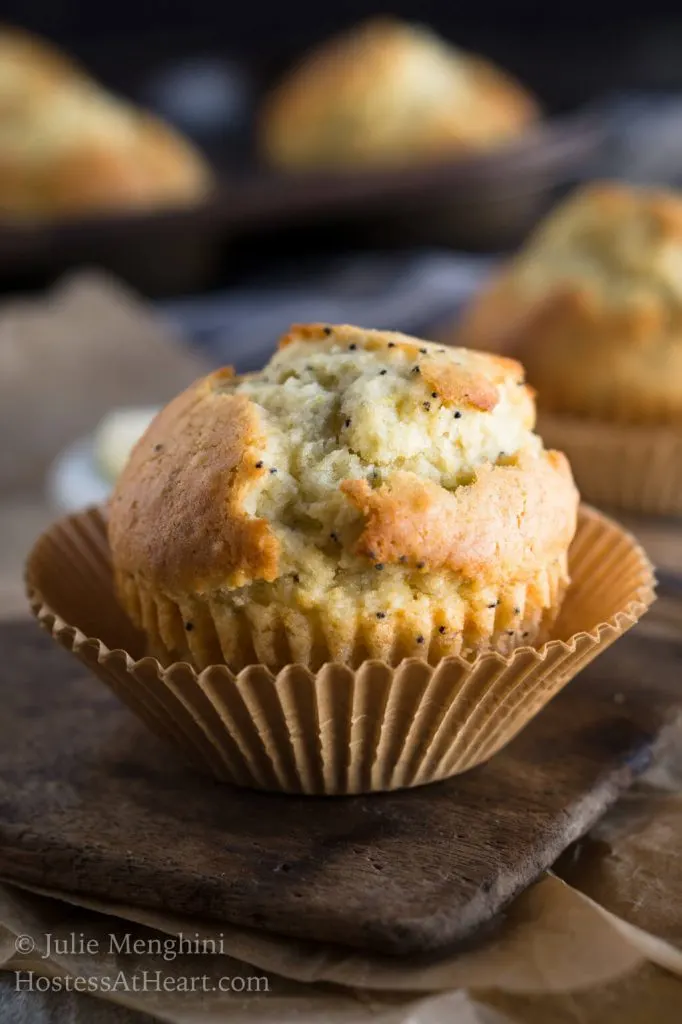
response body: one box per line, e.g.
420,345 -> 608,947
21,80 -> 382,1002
0,975 -> 154,1024
0,618 -> 681,957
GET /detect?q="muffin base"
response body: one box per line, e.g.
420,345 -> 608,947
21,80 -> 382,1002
116,564 -> 569,674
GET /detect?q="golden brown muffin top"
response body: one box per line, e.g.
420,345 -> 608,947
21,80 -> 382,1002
109,325 -> 577,600
510,182 -> 682,311
260,17 -> 538,169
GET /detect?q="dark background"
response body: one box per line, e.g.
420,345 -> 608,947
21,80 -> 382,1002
3,5 -> 681,296
7,4 -> 682,109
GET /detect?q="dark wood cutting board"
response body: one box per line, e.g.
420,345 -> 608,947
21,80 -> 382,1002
1,617 -> 681,957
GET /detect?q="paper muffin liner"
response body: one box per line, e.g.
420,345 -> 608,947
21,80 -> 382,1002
25,505 -> 654,795
538,413 -> 682,517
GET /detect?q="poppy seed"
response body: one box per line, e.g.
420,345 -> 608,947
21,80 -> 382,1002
431,391 -> 437,398
255,461 -> 264,469
439,625 -> 446,634
416,635 -> 425,644
269,467 -> 278,474
185,622 -> 193,631
412,365 -> 421,374
375,563 -> 384,571
419,348 -> 427,354
388,342 -> 395,348
423,401 -> 431,411
379,369 -> 387,375
344,418 -> 351,427
376,611 -> 386,620
153,443 -> 163,452
454,411 -> 462,419
349,344 -> 357,351
416,561 -> 426,569
323,326 -> 333,335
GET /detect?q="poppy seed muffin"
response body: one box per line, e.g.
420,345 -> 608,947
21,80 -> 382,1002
109,325 -> 579,672
260,18 -> 538,171
456,182 -> 682,423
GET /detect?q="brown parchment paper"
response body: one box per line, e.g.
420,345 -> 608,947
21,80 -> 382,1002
0,268 -> 209,496
0,268 -> 212,620
3,716 -> 682,1023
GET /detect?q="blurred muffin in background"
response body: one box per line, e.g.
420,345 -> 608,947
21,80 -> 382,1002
0,25 -> 87,114
456,182 -> 682,424
260,17 -> 539,171
0,25 -> 213,219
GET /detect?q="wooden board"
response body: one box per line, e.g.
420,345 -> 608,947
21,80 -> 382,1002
0,617 -> 681,957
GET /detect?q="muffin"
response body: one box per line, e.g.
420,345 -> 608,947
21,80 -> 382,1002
108,324 -> 578,674
456,182 -> 682,424
0,24 -> 87,114
0,25 -> 212,218
260,18 -> 539,171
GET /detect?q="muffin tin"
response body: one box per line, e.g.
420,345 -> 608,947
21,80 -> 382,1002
0,42 -> 603,295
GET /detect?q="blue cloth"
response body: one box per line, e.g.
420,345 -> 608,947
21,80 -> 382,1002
160,251 -> 494,371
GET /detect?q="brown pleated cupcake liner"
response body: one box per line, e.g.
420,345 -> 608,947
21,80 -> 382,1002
25,505 -> 655,795
538,413 -> 682,517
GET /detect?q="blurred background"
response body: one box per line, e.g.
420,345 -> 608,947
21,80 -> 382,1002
5,1 -> 682,294
4,1 -> 682,611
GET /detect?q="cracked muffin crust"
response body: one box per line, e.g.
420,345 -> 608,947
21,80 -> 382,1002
456,182 -> 682,423
260,18 -> 538,170
109,325 -> 579,671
